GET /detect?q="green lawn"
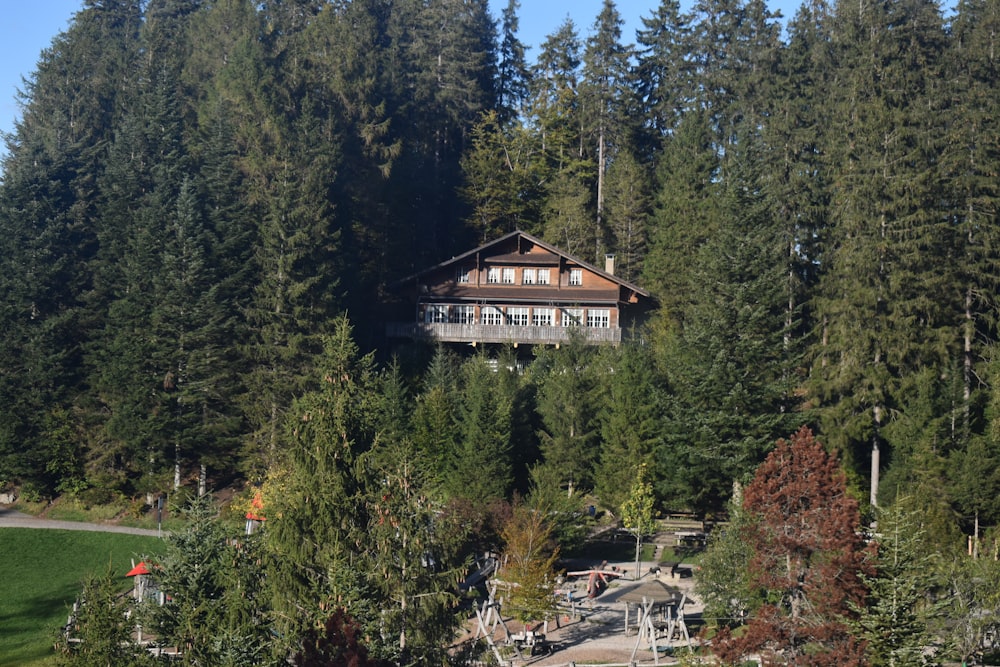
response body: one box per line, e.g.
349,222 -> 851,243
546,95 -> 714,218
0,529 -> 163,666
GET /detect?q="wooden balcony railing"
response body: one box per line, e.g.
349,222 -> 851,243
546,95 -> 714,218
386,322 -> 622,345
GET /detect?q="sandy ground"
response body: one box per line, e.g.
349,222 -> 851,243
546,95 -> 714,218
457,553 -> 707,667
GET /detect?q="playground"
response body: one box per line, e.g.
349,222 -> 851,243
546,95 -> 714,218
459,527 -> 708,666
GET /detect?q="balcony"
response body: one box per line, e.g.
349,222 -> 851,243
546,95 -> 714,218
386,322 -> 623,345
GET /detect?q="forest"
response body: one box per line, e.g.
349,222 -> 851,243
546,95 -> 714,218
1,0 -> 1000,599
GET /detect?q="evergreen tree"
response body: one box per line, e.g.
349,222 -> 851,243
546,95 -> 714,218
581,0 -> 634,239
641,108 -> 721,321
853,498 -> 940,667
262,315 -> 379,654
594,343 -> 662,509
713,427 -> 870,665
813,0 -> 950,501
496,0 -> 531,126
531,341 -> 600,494
0,0 -> 144,495
148,495 -> 272,665
634,0 -> 695,144
444,354 -> 514,503
942,0 -> 1000,450
656,138 -> 796,517
57,568 -> 153,667
460,110 -> 545,240
361,435 -> 463,664
603,146 -> 650,282
410,347 -> 462,493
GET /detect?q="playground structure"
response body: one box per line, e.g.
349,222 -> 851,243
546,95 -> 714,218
468,558 -> 699,666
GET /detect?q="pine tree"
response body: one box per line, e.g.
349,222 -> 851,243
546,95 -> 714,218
713,427 -> 870,665
634,0 -> 695,146
410,347 -> 462,494
148,494 -> 272,665
594,343 -> 662,509
57,568 -> 153,667
262,315 -> 379,653
460,110 -> 545,240
496,0 -> 531,126
641,108 -> 721,321
813,0 -> 950,501
656,137 -> 796,517
361,437 -> 463,664
443,354 -> 514,503
603,146 -> 651,282
532,342 -> 600,494
581,0 -> 634,239
853,498 -> 940,667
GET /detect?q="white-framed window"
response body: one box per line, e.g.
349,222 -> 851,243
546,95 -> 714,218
481,306 -> 503,325
537,269 -> 551,285
587,309 -> 610,328
424,304 -> 449,323
569,268 -> 583,286
487,267 -> 501,284
450,305 -> 475,324
562,308 -> 584,326
533,308 -> 554,326
502,267 -> 516,284
507,307 -> 529,326
522,268 -> 536,285
456,267 -> 471,284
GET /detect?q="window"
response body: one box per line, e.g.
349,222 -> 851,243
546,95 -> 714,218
507,307 -> 529,326
533,308 -> 554,326
450,305 -> 475,324
569,269 -> 583,286
456,267 -> 471,284
481,306 -> 503,325
502,267 -> 516,284
424,304 -> 448,323
537,269 -> 550,285
522,268 -> 536,285
487,267 -> 501,284
562,308 -> 583,326
587,309 -> 610,328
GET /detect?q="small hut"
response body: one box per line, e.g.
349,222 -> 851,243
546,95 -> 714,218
126,561 -> 164,605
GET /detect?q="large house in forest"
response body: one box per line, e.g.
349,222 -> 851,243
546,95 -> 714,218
385,231 -> 653,347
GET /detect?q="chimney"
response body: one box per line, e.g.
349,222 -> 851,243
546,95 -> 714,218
605,254 -> 616,276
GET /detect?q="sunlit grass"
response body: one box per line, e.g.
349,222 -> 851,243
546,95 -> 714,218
0,528 -> 163,666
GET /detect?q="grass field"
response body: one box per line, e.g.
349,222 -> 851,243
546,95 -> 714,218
0,529 -> 163,666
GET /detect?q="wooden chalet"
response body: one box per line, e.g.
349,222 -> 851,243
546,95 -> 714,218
386,231 -> 653,347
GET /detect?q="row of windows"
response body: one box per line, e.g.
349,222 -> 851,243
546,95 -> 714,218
457,267 -> 583,286
423,305 -> 611,328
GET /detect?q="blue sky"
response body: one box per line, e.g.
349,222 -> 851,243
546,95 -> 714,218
0,0 -> 800,151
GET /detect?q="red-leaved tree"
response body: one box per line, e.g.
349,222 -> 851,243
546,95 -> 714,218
713,427 -> 872,666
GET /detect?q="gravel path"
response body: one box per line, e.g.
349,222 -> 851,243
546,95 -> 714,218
0,504 -> 161,536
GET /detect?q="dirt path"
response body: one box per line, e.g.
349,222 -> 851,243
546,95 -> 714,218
0,504 -> 162,537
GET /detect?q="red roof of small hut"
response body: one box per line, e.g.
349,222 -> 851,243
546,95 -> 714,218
125,562 -> 151,577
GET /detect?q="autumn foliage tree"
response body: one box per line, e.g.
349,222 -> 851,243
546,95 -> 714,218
499,500 -> 561,631
713,427 -> 871,666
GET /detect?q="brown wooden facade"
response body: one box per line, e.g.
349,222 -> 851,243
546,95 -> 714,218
386,231 -> 653,346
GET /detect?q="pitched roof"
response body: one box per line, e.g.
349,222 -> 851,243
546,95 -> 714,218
126,562 -> 151,577
395,230 -> 650,298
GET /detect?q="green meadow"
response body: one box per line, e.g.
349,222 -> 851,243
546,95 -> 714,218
0,529 -> 163,666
